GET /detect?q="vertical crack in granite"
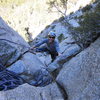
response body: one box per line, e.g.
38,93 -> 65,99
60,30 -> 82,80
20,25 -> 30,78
56,81 -> 68,100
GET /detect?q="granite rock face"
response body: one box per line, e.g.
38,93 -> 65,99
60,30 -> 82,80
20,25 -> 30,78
0,83 -> 64,100
56,37 -> 100,100
0,1 -> 100,99
0,17 -> 29,66
47,44 -> 81,72
0,17 -> 53,90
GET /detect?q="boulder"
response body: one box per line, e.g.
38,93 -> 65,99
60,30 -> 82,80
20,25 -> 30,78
0,83 -> 64,100
7,60 -> 26,74
8,52 -> 45,76
21,53 -> 45,75
0,17 -> 29,66
59,37 -> 76,54
40,83 -> 64,100
8,53 -> 53,86
56,37 -> 100,100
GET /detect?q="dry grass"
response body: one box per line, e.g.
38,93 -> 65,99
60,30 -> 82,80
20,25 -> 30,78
0,0 -> 27,6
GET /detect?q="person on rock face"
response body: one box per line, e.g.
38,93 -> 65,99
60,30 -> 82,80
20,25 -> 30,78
31,31 -> 61,62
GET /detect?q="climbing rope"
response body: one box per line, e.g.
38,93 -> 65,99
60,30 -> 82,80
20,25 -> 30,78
0,64 -> 24,91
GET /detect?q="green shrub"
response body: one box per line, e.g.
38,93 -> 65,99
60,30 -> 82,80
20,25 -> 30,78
58,33 -> 65,42
59,16 -> 65,22
72,1 -> 100,48
82,5 -> 92,12
45,25 -> 50,29
51,25 -> 56,29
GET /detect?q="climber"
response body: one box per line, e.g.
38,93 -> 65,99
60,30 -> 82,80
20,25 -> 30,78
30,31 -> 61,62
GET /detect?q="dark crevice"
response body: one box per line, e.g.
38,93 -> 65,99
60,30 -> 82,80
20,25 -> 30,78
56,81 -> 68,100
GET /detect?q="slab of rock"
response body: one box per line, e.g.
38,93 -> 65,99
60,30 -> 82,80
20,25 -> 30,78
56,38 -> 100,100
21,53 -> 45,75
7,60 -> 26,74
8,52 -> 45,78
0,83 -> 64,100
0,17 -> 29,65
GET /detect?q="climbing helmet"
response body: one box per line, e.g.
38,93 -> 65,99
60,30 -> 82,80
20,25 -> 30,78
48,31 -> 56,38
